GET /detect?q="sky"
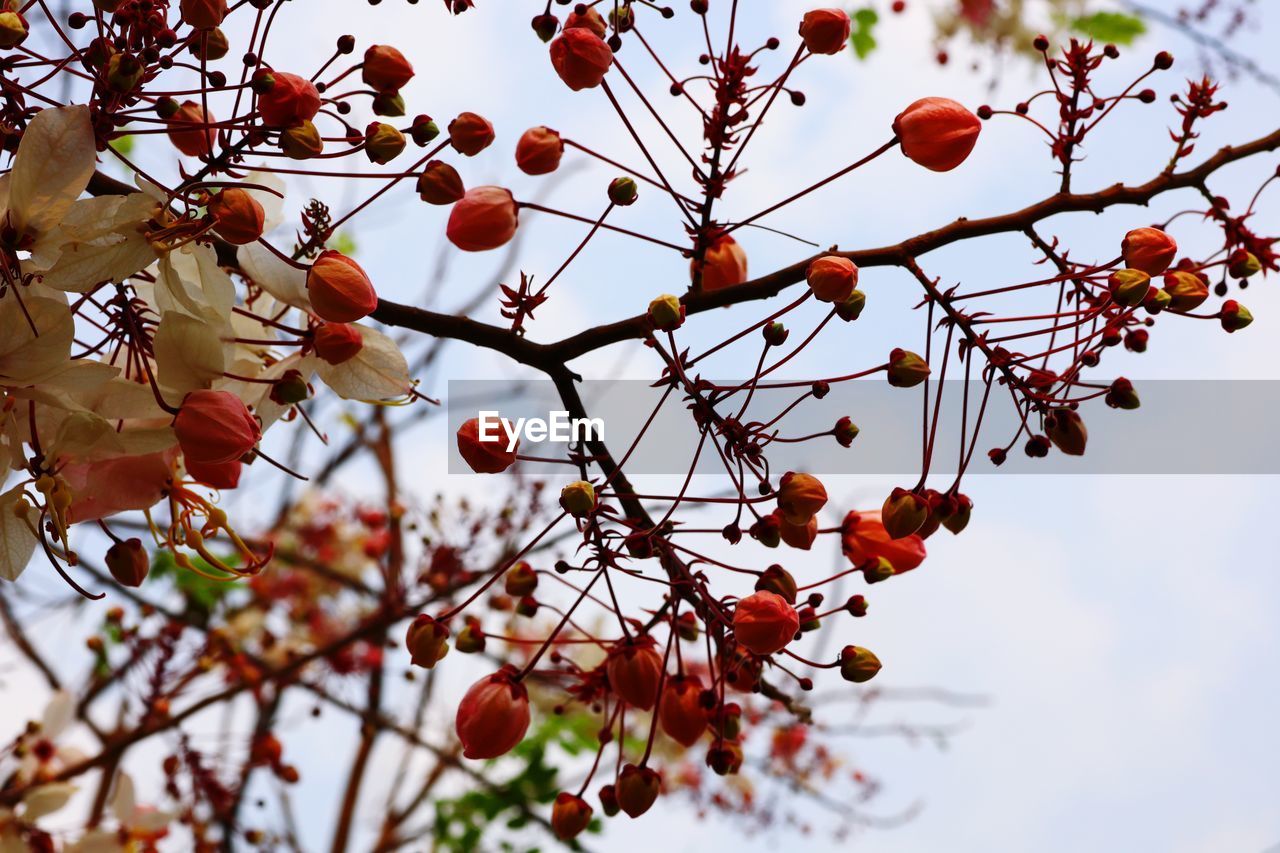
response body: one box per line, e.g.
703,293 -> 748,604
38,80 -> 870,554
4,1 -> 1280,851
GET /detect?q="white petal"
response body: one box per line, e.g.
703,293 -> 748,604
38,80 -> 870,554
0,485 -> 39,582
153,311 -> 228,395
238,242 -> 312,312
21,783 -> 77,821
315,326 -> 412,401
8,105 -> 96,237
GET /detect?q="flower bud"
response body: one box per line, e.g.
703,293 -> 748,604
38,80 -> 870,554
778,512 -> 817,550
841,509 -> 927,571
549,27 -> 614,91
733,591 -> 799,656
942,493 -> 972,534
531,14 -> 559,43
805,255 -> 858,302
864,556 -> 895,583
106,538 -> 149,587
364,122 -> 406,164
887,348 -> 930,387
174,389 -> 261,465
515,126 -> 564,175
749,514 -> 781,548
312,323 -> 364,365
799,9 -> 851,55
191,27 -> 228,60
835,416 -> 860,447
1162,270 -> 1209,312
279,121 -> 323,159
0,11 -> 29,49
411,115 -> 440,146
797,605 -> 821,632
608,176 -> 638,206
504,561 -> 538,596
207,188 -> 265,245
647,294 -> 684,331
446,186 -> 519,252
456,417 -> 518,474
1121,227 -> 1177,275
659,675 -> 708,747
307,250 -> 377,323
186,458 -> 242,490
515,595 -> 539,618
776,471 -> 827,525
180,0 -> 227,29
893,97 -> 982,171
835,289 -> 867,321
455,617 -> 486,654
448,111 -> 495,156
551,792 -> 593,841
846,594 -> 868,617
1220,299 -> 1253,333
363,44 -> 414,92
455,666 -> 530,760
269,369 -> 309,405
755,565 -> 797,603
565,7 -> 607,37
881,487 -> 928,539
405,614 -> 450,668
706,740 -> 744,776
692,234 -> 748,291
1105,377 -> 1141,410
372,91 -> 405,117
104,52 -> 142,92
616,764 -> 660,818
607,637 -> 663,710
839,645 -> 882,683
560,480 -> 596,516
255,71 -> 321,127
1044,408 -> 1087,456
1227,248 -> 1262,279
763,321 -> 789,347
1107,268 -> 1151,308
416,160 -> 465,205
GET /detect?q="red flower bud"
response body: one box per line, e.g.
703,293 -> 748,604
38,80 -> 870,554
446,186 -> 519,252
692,234 -> 748,292
755,565 -> 798,603
659,675 -> 709,747
840,510 -> 926,572
1227,248 -> 1262,279
893,96 -> 982,172
455,666 -> 530,760
174,389 -> 260,465
312,323 -> 364,365
1220,299 -> 1254,333
835,415 -> 860,447
448,111 -> 495,156
549,27 -> 614,91
732,591 -> 799,656
504,561 -> 538,596
207,188 -> 265,245
167,101 -> 216,157
806,255 -> 858,302
405,614 -> 450,669
607,176 -> 638,206
881,487 -> 928,539
564,7 -> 607,38
799,9 -> 851,55
515,126 -> 564,175
416,160 -> 465,205
1121,227 -> 1178,276
776,471 -> 827,525
185,458 -> 242,490
1162,269 -> 1209,312
456,417 -> 518,474
706,740 -> 744,775
363,44 -> 414,92
551,792 -> 593,841
256,71 -> 321,127
606,637 -> 663,710
615,764 -> 660,818
1045,408 -> 1088,456
180,0 -> 227,30
106,538 -> 149,587
306,251 -> 378,323
777,511 -> 817,550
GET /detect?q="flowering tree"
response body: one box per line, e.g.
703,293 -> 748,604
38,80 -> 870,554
0,1 -> 1275,850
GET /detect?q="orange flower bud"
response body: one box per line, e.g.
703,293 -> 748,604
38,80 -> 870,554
186,458 -> 242,490
416,160 -> 465,205
306,251 -> 377,323
362,44 -> 414,92
455,666 -> 530,760
560,480 -> 596,516
1121,227 -> 1177,276
280,121 -> 323,159
443,111 -> 493,157
504,561 -> 538,596
841,510 -> 926,572
606,637 -> 663,710
564,7 -> 607,37
805,255 -> 858,302
887,347 -> 930,387
364,122 -> 406,164
549,27 -> 614,91
659,675 -> 708,747
174,389 -> 261,465
893,97 -> 982,172
191,27 -> 228,61
456,417 -> 518,474
778,511 -> 817,550
106,538 -> 149,587
616,764 -> 660,818
255,71 -> 321,127
881,487 -> 928,539
1162,269 -> 1209,312
839,645 -> 882,683
312,323 -> 364,365
692,234 -> 748,292
551,793 -> 593,841
1107,268 -> 1152,308
799,8 -> 851,55
733,591 -> 799,656
755,565 -> 798,603
515,126 -> 565,175
207,188 -> 265,245
180,0 -> 227,30
776,471 -> 827,525
446,186 -> 519,252
405,614 -> 450,669
1045,408 -> 1088,456
167,101 -> 216,157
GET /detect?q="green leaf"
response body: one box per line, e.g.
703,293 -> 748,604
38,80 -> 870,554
332,231 -> 358,256
149,549 -> 242,613
850,7 -> 879,60
109,133 -> 134,157
1070,11 -> 1146,45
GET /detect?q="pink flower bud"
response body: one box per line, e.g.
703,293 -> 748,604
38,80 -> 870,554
174,389 -> 260,465
455,666 -> 530,760
805,255 -> 858,302
549,27 -> 614,91
1121,227 -> 1178,276
255,71 -> 321,127
446,186 -> 519,252
448,111 -> 495,156
692,234 -> 748,292
515,126 -> 565,175
893,97 -> 982,172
